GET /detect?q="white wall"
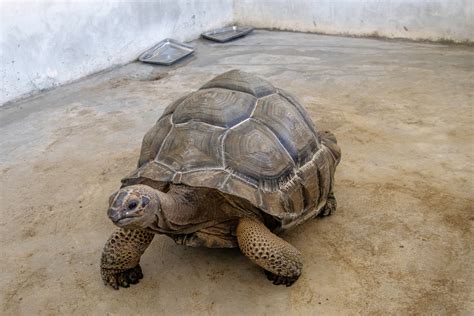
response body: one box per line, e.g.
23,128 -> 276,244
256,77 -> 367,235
234,0 -> 474,42
0,0 -> 233,105
1,0 -> 472,105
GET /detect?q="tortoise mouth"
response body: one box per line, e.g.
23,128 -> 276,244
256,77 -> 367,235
108,209 -> 142,225
112,216 -> 140,227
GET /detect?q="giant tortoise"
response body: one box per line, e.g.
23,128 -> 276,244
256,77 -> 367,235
100,70 -> 341,288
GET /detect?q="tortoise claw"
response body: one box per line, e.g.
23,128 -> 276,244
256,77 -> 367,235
264,270 -> 299,287
318,192 -> 336,217
102,265 -> 143,290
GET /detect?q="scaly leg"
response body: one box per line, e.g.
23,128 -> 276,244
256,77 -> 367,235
236,218 -> 303,286
100,228 -> 154,289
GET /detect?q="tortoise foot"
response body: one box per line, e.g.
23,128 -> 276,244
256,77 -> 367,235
318,191 -> 336,217
264,270 -> 299,287
101,264 -> 143,290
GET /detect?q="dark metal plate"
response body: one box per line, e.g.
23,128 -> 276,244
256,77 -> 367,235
139,39 -> 194,65
201,26 -> 254,43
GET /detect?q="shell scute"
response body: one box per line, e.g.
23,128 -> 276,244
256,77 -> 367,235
224,119 -> 295,187
173,88 -> 256,128
253,94 -> 319,166
220,175 -> 261,209
156,122 -> 224,171
201,69 -> 275,98
138,115 -> 172,167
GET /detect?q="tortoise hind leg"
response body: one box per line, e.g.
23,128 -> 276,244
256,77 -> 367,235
236,218 -> 303,286
318,191 -> 337,217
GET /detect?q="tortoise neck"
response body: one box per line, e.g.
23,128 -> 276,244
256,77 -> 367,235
155,185 -> 200,227
159,185 -> 198,210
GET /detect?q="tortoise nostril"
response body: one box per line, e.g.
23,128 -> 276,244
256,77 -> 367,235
107,208 -> 120,221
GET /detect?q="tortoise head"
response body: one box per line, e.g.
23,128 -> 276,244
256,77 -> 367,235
107,185 -> 159,229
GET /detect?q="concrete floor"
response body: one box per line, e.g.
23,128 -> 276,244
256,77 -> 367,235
1,30 -> 473,315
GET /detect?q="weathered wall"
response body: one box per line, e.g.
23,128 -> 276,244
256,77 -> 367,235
234,0 -> 474,43
0,0 -> 233,105
2,0 -> 472,105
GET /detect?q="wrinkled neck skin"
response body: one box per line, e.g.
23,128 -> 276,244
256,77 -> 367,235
150,185 -> 200,233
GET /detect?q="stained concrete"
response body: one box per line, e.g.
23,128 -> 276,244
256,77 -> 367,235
0,30 -> 473,315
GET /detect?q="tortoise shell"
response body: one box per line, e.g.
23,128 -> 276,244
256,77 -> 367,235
122,70 -> 340,229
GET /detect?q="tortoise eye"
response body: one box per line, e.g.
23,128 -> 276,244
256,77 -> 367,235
127,201 -> 138,210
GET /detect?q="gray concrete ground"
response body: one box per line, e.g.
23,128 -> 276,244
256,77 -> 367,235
1,30 -> 473,315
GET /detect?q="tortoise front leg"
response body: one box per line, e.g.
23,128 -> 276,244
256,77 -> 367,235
100,228 -> 154,289
236,218 -> 303,286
